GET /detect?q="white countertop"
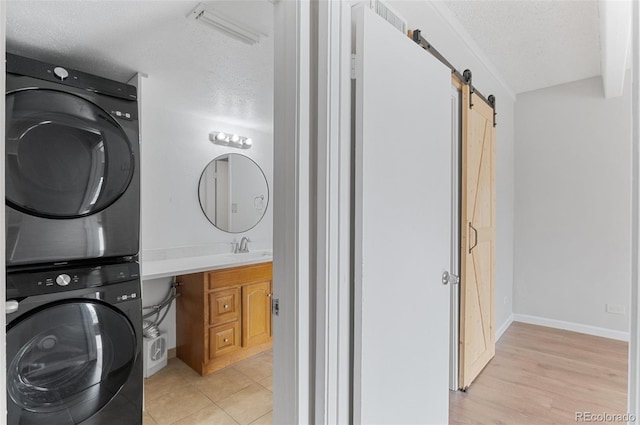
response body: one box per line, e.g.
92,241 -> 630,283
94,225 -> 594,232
141,250 -> 273,280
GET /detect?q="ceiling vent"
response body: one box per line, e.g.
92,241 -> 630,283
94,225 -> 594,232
369,0 -> 408,35
188,3 -> 265,45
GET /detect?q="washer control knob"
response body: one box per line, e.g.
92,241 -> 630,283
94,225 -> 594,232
53,67 -> 69,81
56,274 -> 71,286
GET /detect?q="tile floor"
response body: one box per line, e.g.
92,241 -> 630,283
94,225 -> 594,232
143,350 -> 273,425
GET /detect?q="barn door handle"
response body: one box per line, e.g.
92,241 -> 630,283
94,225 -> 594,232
469,222 -> 478,254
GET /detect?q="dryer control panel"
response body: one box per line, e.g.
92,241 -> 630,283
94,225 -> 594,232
6,53 -> 138,101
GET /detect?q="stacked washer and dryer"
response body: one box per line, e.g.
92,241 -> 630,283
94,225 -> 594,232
5,54 -> 143,425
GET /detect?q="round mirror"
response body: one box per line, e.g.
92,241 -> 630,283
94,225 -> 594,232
198,154 -> 269,233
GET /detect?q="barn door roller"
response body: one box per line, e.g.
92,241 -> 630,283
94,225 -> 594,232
411,29 -> 497,127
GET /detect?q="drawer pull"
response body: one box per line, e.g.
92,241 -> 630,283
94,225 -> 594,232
224,304 -> 229,309
224,338 -> 229,343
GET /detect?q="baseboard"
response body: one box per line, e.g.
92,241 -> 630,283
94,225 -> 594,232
513,313 -> 630,342
495,314 -> 514,341
168,347 -> 177,359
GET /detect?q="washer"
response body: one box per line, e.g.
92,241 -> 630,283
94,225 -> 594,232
5,53 -> 140,267
6,262 -> 142,425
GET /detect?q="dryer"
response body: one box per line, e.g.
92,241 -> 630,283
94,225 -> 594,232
5,53 -> 140,267
6,262 -> 143,425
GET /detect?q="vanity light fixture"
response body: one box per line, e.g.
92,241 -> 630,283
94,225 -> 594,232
188,3 -> 264,45
210,132 -> 253,150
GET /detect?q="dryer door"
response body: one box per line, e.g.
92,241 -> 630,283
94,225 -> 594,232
5,88 -> 135,218
6,300 -> 137,425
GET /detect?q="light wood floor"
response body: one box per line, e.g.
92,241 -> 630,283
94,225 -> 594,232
450,322 -> 628,425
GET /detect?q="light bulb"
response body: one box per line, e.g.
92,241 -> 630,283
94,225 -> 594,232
216,132 -> 227,141
244,138 -> 253,147
230,134 -> 240,143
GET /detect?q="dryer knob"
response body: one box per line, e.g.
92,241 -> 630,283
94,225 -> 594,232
53,66 -> 69,81
56,274 -> 71,286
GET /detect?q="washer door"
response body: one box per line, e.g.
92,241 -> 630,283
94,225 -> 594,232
6,300 -> 137,425
5,89 -> 134,218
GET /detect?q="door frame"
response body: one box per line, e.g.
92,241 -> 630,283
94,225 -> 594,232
272,0 -> 354,424
273,1 -> 353,423
630,0 -> 640,419
312,1 -> 353,424
449,84 -> 462,391
272,1 -> 313,423
0,1 -> 6,420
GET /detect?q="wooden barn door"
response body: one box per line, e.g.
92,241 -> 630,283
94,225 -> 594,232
459,84 -> 496,389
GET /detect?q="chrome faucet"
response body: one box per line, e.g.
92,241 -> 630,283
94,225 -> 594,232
237,236 -> 251,253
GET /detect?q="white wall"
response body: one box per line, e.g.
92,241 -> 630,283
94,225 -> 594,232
391,1 -> 517,335
140,74 -> 273,259
139,74 -> 274,349
514,75 -> 631,336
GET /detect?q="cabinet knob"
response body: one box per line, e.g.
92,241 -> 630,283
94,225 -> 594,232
224,304 -> 229,309
267,293 -> 272,298
224,338 -> 229,343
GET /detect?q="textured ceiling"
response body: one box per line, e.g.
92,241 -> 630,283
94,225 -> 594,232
6,1 -> 274,132
438,0 -> 601,94
6,0 -> 604,113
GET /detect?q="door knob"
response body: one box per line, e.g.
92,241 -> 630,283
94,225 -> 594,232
442,271 -> 459,286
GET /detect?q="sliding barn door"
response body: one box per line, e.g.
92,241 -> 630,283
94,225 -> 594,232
459,84 -> 496,389
353,6 -> 451,424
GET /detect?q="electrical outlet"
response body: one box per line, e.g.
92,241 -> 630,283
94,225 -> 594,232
503,296 -> 508,305
606,304 -> 625,315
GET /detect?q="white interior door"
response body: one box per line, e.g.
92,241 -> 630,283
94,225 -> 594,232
353,6 -> 452,425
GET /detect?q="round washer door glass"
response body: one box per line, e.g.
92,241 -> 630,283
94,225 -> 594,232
5,89 -> 135,218
6,301 -> 136,424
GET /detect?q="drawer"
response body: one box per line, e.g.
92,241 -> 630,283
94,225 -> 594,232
208,322 -> 240,360
208,288 -> 240,326
208,262 -> 272,290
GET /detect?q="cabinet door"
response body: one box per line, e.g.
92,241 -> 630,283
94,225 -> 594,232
242,281 -> 271,347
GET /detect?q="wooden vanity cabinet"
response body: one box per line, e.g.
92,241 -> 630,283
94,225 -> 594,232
176,262 -> 272,375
